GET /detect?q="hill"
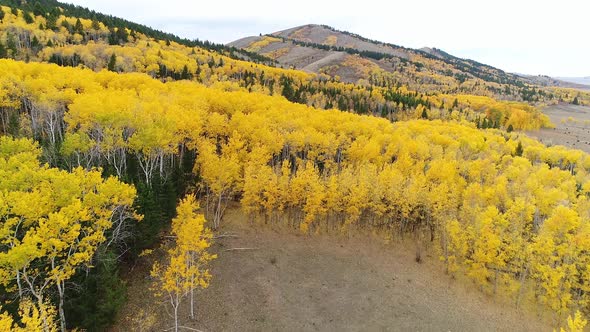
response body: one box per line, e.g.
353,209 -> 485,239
0,2 -> 559,130
0,2 -> 589,331
230,24 -> 585,102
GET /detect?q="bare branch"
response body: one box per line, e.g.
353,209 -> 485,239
225,247 -> 259,251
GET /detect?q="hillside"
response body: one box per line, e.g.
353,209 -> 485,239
0,2 -> 561,130
230,24 -> 585,102
0,1 -> 589,332
2,59 -> 590,331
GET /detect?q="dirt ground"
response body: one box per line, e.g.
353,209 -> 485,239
526,103 -> 590,153
111,208 -> 549,332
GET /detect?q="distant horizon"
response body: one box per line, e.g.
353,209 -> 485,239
64,0 -> 590,77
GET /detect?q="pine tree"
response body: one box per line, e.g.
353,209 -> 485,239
0,42 -> 6,59
421,108 -> 428,119
23,11 -> 34,24
91,19 -> 100,30
74,18 -> 84,34
515,141 -> 523,156
573,96 -> 580,105
180,65 -> 191,80
107,53 -> 117,72
6,34 -> 16,57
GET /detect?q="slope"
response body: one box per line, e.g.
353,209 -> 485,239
230,24 -> 586,102
0,1 -> 573,130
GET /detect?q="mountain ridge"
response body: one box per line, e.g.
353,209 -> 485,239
230,24 -> 589,95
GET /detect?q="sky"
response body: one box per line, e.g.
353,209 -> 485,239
65,0 -> 589,77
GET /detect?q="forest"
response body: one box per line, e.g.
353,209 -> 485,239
0,1 -> 588,331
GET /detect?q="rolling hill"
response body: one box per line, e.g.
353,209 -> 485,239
0,1 -> 589,331
230,24 -> 588,99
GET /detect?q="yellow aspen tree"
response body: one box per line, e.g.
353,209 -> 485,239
0,137 -> 137,332
196,138 -> 242,229
559,311 -> 587,332
151,194 -> 215,331
528,206 -> 581,321
0,298 -> 58,332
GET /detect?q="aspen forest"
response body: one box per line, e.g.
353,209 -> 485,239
0,0 -> 589,331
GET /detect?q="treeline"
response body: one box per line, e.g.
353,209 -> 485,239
0,60 -> 588,328
275,34 -> 397,61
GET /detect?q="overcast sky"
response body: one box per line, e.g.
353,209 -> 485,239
65,0 -> 589,77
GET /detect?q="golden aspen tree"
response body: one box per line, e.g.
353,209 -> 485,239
0,137 -> 137,332
559,311 -> 587,332
1,59 -> 590,326
0,299 -> 58,332
528,206 -> 582,320
151,195 -> 215,332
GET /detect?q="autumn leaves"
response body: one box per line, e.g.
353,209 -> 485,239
1,58 -> 590,328
0,137 -> 137,331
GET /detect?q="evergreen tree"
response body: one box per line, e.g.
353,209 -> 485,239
515,141 -> 524,156
108,27 -> 117,45
0,42 -> 6,59
45,13 -> 57,30
23,11 -> 34,24
64,250 -> 127,332
107,53 -> 117,72
0,8 -> 5,21
31,35 -> 40,49
62,19 -> 73,33
506,124 -> 514,133
6,34 -> 16,57
180,64 -> 191,80
74,18 -> 84,34
115,27 -> 128,43
91,18 -> 100,30
421,108 -> 428,119
33,2 -> 45,16
573,96 -> 580,105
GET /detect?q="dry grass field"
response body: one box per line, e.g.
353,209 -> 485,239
112,208 -> 548,332
526,104 -> 590,153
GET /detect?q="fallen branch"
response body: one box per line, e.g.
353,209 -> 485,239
179,326 -> 205,332
164,327 -> 204,332
225,247 -> 259,251
213,233 -> 239,239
